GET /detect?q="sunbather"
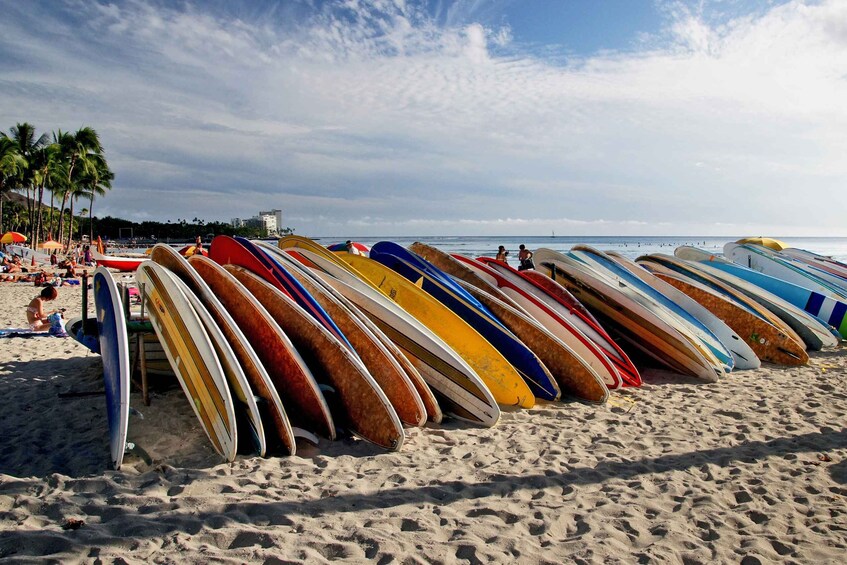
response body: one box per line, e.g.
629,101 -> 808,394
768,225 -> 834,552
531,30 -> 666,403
26,286 -> 63,331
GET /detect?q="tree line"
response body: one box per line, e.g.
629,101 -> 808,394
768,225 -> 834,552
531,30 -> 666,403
0,123 -> 112,249
0,122 -> 293,246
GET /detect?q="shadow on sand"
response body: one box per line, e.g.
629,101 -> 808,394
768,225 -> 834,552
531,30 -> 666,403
0,426 -> 844,558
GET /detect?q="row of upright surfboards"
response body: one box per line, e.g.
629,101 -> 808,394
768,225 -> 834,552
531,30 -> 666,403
92,236 -> 846,468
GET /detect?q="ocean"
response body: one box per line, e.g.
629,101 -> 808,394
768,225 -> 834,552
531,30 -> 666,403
309,236 -> 847,266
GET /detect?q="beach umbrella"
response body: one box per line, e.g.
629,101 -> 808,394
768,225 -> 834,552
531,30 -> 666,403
0,231 -> 27,244
736,237 -> 788,251
327,241 -> 370,254
38,239 -> 63,250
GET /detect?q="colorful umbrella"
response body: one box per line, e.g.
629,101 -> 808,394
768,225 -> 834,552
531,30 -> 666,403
38,239 -> 64,250
736,237 -> 788,251
0,231 -> 27,244
327,241 -> 370,254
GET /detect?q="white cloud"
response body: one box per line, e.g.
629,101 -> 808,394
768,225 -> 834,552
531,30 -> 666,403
1,0 -> 845,236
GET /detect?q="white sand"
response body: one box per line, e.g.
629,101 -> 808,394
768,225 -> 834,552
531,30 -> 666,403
0,281 -> 845,563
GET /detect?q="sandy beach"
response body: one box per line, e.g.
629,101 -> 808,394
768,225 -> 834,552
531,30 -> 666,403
0,281 -> 845,563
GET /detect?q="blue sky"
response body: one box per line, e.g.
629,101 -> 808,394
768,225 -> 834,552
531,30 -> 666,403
1,0 -> 845,237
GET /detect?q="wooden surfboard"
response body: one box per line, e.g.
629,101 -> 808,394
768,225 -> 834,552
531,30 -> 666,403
371,247 -> 560,401
263,245 -> 427,427
470,257 -> 622,389
136,262 -> 238,461
227,265 -> 405,451
637,262 -> 808,366
457,279 -> 609,403
188,255 -> 335,441
210,236 -> 354,352
260,242 -> 440,425
289,247 -> 499,427
534,253 -> 722,382
408,241 -> 530,315
605,252 -> 761,370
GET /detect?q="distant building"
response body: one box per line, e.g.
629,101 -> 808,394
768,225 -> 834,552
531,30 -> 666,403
233,209 -> 283,235
259,209 -> 283,232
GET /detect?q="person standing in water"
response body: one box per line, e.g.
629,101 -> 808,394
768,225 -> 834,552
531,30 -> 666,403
518,244 -> 534,271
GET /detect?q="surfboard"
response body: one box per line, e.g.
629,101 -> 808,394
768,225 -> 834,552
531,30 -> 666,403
605,252 -> 761,370
93,267 -> 131,469
569,246 -> 734,373
340,253 -> 535,408
261,245 -> 427,427
456,279 -> 609,403
677,247 -> 847,340
724,243 -> 847,299
227,265 -> 405,450
671,257 -> 840,349
636,259 -> 808,366
187,255 -> 335,442
286,247 -> 499,427
470,256 -> 639,388
408,241 -> 531,315
469,256 -> 625,390
136,262 -> 238,461
639,254 -> 818,349
151,244 -> 277,456
534,249 -> 722,382
209,235 -> 355,352
781,248 -> 847,279
371,247 -> 560,402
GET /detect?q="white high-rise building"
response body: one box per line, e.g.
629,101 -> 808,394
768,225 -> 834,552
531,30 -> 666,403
259,209 -> 283,234
233,209 -> 283,234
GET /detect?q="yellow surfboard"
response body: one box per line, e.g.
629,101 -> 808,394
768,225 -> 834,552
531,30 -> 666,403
278,235 -> 378,290
340,254 -> 534,408
137,262 -> 238,461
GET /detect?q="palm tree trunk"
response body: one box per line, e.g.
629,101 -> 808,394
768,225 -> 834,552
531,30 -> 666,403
47,189 -> 55,239
89,195 -> 95,243
34,181 -> 45,250
66,198 -> 75,250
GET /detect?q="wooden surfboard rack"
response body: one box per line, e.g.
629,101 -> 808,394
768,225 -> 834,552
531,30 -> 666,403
80,271 -> 157,406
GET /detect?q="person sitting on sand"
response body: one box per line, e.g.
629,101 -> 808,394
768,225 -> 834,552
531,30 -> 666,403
26,286 -> 62,331
62,262 -> 77,278
496,245 -> 509,262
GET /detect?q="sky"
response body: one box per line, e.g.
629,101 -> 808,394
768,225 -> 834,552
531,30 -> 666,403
1,0 -> 845,237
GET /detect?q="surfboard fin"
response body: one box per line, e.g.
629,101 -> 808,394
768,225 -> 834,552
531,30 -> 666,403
291,427 -> 320,446
129,407 -> 145,419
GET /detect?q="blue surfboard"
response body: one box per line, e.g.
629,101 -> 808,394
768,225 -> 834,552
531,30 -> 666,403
697,260 -> 847,339
371,241 -> 503,327
93,267 -> 131,469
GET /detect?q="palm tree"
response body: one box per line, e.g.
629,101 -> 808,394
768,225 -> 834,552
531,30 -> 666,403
55,127 -> 102,244
86,156 -> 113,243
0,135 -> 27,233
7,123 -> 48,239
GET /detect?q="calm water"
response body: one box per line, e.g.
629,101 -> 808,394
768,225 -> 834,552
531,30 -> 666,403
311,236 -> 847,268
